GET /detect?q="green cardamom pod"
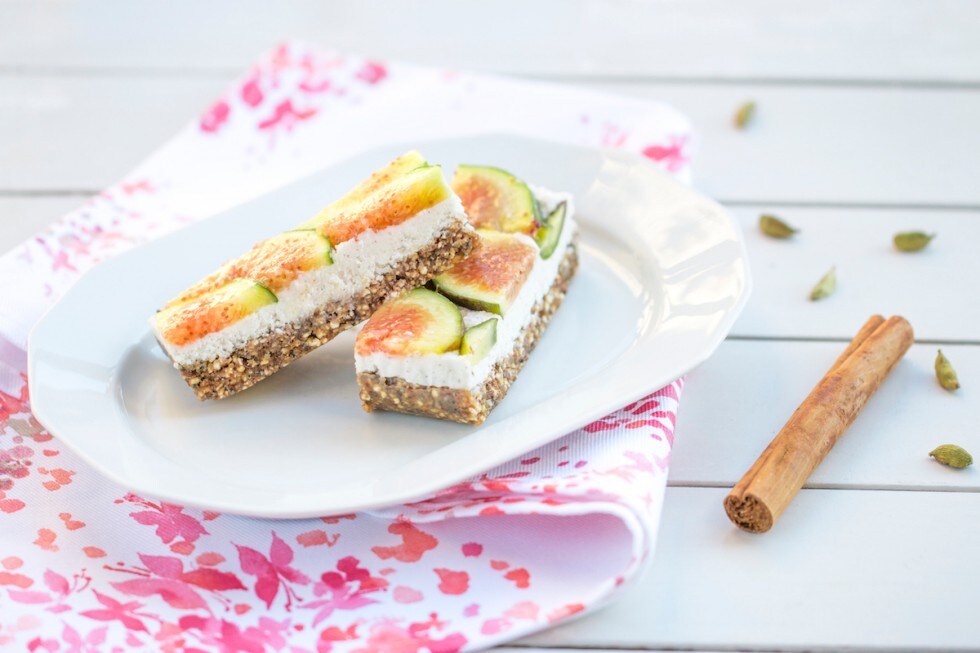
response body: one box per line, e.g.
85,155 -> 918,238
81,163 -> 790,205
935,349 -> 960,391
759,214 -> 798,239
894,231 -> 935,252
809,266 -> 837,301
929,444 -> 973,469
734,101 -> 756,129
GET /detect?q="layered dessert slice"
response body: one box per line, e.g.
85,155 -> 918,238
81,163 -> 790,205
355,165 -> 578,425
153,151 -> 477,400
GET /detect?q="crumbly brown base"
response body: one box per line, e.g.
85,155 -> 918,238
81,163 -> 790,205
173,221 -> 478,400
356,239 -> 579,425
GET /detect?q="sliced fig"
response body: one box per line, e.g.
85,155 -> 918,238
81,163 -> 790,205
432,230 -> 536,315
355,288 -> 464,357
167,229 -> 332,306
451,165 -> 540,235
460,318 -> 498,360
535,201 -> 567,259
156,279 -> 277,346
301,163 -> 452,245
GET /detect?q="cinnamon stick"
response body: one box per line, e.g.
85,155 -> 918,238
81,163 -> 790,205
724,315 -> 913,533
827,314 -> 886,373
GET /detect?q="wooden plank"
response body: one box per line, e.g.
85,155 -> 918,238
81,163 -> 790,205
3,75 -> 980,207
671,340 -> 979,490
519,486 -> 980,651
727,206 -> 980,341
0,197 -> 86,256
610,83 -> 980,206
2,1 -> 980,83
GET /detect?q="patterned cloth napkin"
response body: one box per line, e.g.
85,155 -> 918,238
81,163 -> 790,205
0,43 -> 692,651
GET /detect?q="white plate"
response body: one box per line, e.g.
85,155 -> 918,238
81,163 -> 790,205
28,135 -> 750,518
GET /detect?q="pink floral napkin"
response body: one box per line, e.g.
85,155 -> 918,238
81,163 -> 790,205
0,43 -> 692,651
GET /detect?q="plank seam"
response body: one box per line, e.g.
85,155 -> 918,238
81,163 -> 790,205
665,481 -> 980,494
5,65 -> 980,91
506,644 -> 980,653
726,335 -> 980,347
7,191 -> 980,215
719,199 -> 980,212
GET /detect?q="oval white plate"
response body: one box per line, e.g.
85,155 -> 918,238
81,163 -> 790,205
28,135 -> 750,518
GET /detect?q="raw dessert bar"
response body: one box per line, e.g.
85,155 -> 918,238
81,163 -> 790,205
152,151 -> 478,399
355,164 -> 578,425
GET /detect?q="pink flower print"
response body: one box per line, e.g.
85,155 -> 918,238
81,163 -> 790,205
60,623 -> 108,653
0,570 -> 33,588
0,375 -> 29,422
34,528 -> 58,551
34,230 -> 88,273
393,585 -> 423,603
299,76 -> 332,94
583,418 -> 620,432
355,61 -> 387,85
257,100 -> 317,133
25,636 -> 58,652
297,529 -> 341,548
503,568 -> 530,589
109,552 -> 245,610
547,602 -> 586,622
351,620 -> 467,653
178,615 -> 264,653
235,531 -> 310,609
129,501 -> 208,547
504,600 -> 540,621
44,568 -> 70,596
200,100 -> 231,134
434,568 -> 469,595
241,76 -> 264,107
306,556 -> 388,626
119,179 -> 155,195
111,577 -> 207,611
318,624 -> 359,653
595,451 -> 656,482
371,522 -> 438,563
57,233 -> 92,260
600,122 -> 629,148
180,566 -> 247,592
79,590 -> 151,632
0,446 -> 31,486
242,616 -> 291,651
642,135 -> 690,173
8,567 -> 89,612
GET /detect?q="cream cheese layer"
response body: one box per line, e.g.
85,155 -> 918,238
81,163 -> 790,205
355,189 -> 575,391
156,196 -> 469,366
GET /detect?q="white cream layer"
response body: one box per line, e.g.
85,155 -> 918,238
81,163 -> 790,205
155,196 -> 469,366
355,187 -> 576,391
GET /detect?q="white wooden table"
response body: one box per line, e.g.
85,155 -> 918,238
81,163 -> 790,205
3,2 -> 978,650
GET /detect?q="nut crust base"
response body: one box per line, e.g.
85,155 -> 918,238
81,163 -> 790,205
357,240 -> 579,425
173,222 -> 477,400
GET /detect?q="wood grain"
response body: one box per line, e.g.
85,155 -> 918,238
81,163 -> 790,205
729,205 -> 980,342
2,0 -> 979,83
4,76 -> 980,208
671,339 -> 980,489
520,487 -> 980,651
